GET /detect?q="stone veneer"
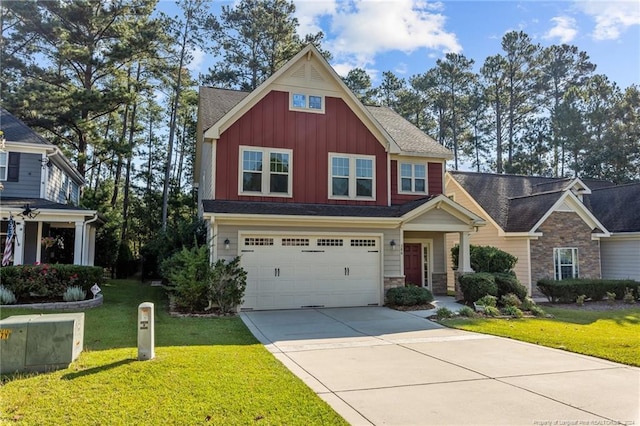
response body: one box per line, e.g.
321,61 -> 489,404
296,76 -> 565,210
530,211 -> 601,296
384,276 -> 405,291
431,273 -> 447,295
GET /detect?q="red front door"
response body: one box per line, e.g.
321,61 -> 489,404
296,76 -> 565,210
404,243 -> 422,286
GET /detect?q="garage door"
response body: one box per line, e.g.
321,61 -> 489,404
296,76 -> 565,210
239,235 -> 381,310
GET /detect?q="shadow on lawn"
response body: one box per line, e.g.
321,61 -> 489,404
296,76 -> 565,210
62,358 -> 136,381
542,306 -> 640,326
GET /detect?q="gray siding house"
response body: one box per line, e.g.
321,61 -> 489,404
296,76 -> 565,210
0,108 -> 99,266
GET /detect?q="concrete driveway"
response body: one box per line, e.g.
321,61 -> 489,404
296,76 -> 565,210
241,307 -> 639,426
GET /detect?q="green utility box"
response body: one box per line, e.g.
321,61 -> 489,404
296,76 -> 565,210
0,313 -> 84,374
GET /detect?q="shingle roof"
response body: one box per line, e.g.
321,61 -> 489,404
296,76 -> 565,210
505,192 -> 563,231
198,87 -> 451,158
585,183 -> 640,232
364,105 -> 452,158
0,108 -> 51,145
203,197 -> 437,218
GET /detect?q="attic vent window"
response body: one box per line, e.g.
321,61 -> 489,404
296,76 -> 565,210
290,92 -> 324,114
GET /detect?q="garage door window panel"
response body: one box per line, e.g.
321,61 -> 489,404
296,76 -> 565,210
240,147 -> 292,197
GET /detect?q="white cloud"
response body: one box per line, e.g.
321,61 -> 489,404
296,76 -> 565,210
293,0 -> 461,71
186,47 -> 205,72
543,16 -> 578,43
577,0 -> 640,40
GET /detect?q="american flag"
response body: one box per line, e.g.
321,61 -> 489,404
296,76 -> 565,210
2,216 -> 15,266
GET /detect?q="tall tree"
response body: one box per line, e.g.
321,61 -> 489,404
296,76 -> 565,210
342,68 -> 376,104
480,54 -> 508,173
203,0 -> 328,91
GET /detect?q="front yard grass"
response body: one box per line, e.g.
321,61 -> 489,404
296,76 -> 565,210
444,306 -> 640,367
0,280 -> 347,425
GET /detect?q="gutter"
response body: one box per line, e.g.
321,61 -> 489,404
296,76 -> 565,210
81,213 -> 100,265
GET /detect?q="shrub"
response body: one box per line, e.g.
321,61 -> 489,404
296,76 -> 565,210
502,305 -> 523,318
623,288 -> 636,304
536,278 -> 639,303
0,265 -> 104,300
494,273 -> 527,300
475,295 -> 497,307
483,306 -> 500,317
459,272 -> 498,303
386,286 -> 434,306
606,291 -> 616,305
0,285 -> 17,305
521,296 -> 536,311
576,294 -> 586,306
63,286 -> 86,302
161,245 -> 211,312
436,307 -> 453,319
500,293 -> 522,308
458,306 -> 476,317
207,257 -> 247,314
451,244 -> 517,273
529,306 -> 546,317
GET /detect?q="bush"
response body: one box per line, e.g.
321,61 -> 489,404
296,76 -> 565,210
386,285 -> 434,306
483,306 -> 500,317
458,306 -> 476,317
63,286 -> 86,302
0,264 -> 104,300
451,244 -> 517,273
623,288 -> 636,304
475,295 -> 497,307
537,279 -> 639,303
576,294 -> 586,306
521,296 -> 536,311
161,245 -> 211,312
529,305 -> 546,317
502,305 -> 523,318
500,293 -> 522,308
0,285 -> 17,305
459,272 -> 498,303
494,273 -> 528,300
436,307 -> 453,319
207,256 -> 247,314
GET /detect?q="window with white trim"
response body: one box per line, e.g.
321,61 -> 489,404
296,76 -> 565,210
329,153 -> 375,199
239,146 -> 292,197
399,162 -> 427,193
0,152 -> 7,181
554,248 -> 578,280
290,92 -> 324,113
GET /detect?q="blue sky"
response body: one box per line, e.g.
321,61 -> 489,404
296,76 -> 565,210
164,0 -> 640,89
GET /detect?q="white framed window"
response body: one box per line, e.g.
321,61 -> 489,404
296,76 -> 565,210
0,152 -> 7,181
554,248 -> 578,280
329,153 -> 375,200
290,92 -> 325,113
399,162 -> 427,193
239,146 -> 292,197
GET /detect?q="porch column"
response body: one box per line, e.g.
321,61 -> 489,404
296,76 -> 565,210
12,220 -> 25,265
87,226 -> 96,266
458,231 -> 473,273
35,221 -> 43,264
73,221 -> 83,265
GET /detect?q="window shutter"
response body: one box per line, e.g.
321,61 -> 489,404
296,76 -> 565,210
7,152 -> 20,182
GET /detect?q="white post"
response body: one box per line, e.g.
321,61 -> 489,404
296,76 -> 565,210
35,221 -> 43,264
459,231 -> 472,273
13,220 -> 25,265
137,302 -> 155,361
73,221 -> 83,265
87,226 -> 96,266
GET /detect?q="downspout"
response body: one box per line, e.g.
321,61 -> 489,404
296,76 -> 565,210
82,213 -> 99,265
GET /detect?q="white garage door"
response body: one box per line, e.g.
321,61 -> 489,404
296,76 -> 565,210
239,235 -> 381,310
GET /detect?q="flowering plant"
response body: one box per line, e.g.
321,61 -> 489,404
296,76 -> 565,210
41,236 -> 64,249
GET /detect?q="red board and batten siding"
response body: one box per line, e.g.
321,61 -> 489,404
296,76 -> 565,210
390,160 -> 444,205
215,90 -> 388,205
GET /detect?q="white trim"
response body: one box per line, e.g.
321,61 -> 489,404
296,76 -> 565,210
531,191 -> 610,237
238,146 -> 293,198
36,221 -> 43,263
387,153 -> 391,206
211,140 -> 217,200
553,247 -> 579,280
397,160 -> 428,195
404,238 -> 433,290
0,151 -> 7,180
328,152 -> 376,200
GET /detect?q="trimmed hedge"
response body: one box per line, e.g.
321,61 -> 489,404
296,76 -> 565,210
386,285 -> 434,306
451,244 -> 517,274
459,272 -> 498,303
537,278 -> 640,303
0,264 -> 104,301
494,273 -> 527,301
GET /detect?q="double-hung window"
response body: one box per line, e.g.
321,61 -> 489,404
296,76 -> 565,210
0,152 -> 7,181
554,248 -> 578,280
399,162 -> 427,193
239,146 -> 292,197
329,153 -> 375,199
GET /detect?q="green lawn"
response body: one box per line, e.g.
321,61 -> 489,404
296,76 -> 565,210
445,306 -> 640,367
0,280 -> 347,425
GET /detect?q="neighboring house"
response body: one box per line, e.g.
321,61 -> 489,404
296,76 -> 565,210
445,171 -> 640,296
0,108 -> 99,266
196,45 -> 485,311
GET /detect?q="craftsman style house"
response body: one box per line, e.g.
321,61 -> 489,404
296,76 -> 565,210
445,171 -> 640,296
196,45 -> 485,311
0,108 -> 99,266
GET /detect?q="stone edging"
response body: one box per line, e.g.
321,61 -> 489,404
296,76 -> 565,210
0,294 -> 103,310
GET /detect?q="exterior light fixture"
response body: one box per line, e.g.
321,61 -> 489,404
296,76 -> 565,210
224,238 -> 230,250
390,240 -> 396,250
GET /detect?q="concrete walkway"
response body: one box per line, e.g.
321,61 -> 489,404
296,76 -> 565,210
241,306 -> 639,426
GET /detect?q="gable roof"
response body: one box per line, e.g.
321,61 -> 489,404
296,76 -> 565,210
1,108 -> 51,145
585,182 -> 640,233
198,44 -> 452,159
448,171 -> 613,233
